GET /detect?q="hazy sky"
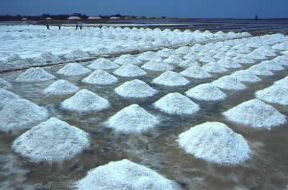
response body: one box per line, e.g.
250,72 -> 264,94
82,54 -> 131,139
0,0 -> 287,18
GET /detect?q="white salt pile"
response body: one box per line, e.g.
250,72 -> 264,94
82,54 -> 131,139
0,78 -> 12,89
113,64 -> 147,77
105,104 -> 159,134
152,71 -> 190,87
0,89 -> 20,108
212,76 -> 246,91
115,79 -> 157,99
154,92 -> 200,115
202,63 -> 228,74
180,66 -> 212,79
255,85 -> 288,106
230,70 -> 262,83
82,70 -> 118,85
87,58 -> 119,70
15,67 -> 56,82
185,83 -> 227,101
57,63 -> 91,76
61,89 -> 110,113
223,99 -> 286,129
114,54 -> 142,65
75,159 -> 179,190
12,117 -> 89,162
164,55 -> 183,66
177,122 -> 251,165
0,99 -> 48,132
138,51 -> 161,61
43,80 -> 79,96
141,61 -> 174,72
247,65 -> 274,76
178,60 -> 200,68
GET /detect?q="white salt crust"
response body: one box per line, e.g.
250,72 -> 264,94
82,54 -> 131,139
115,79 -> 157,99
87,58 -> 119,70
15,67 -> 56,82
75,159 -> 180,190
113,64 -> 147,77
255,84 -> 288,106
180,66 -> 212,79
12,117 -> 89,162
82,70 -> 118,85
154,92 -> 200,115
177,122 -> 251,165
230,70 -> 262,83
43,80 -> 79,95
61,89 -> 110,113
106,104 -> 159,134
0,78 -> 12,89
223,99 -> 286,129
141,61 -> 174,72
202,63 -> 228,74
57,63 -> 91,76
212,76 -> 247,91
185,83 -> 227,101
152,71 -> 190,87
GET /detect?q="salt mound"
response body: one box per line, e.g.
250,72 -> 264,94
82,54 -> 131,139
138,51 -> 161,61
164,55 -> 183,66
177,122 -> 251,165
0,99 -> 48,132
178,60 -> 200,68
152,71 -> 190,87
87,58 -> 119,70
115,79 -> 157,98
248,65 -> 274,76
57,63 -> 91,76
185,83 -> 227,101
113,64 -> 147,77
114,55 -> 142,65
180,66 -> 212,79
223,99 -> 286,129
141,61 -> 174,72
154,93 -> 200,115
82,70 -> 118,85
217,58 -> 242,69
61,89 -> 110,113
0,78 -> 12,89
202,63 -> 228,74
75,159 -> 179,190
12,117 -> 89,162
43,80 -> 79,95
15,67 -> 56,82
0,89 -> 20,108
212,76 -> 246,91
106,104 -> 159,134
256,85 -> 288,106
230,70 -> 262,83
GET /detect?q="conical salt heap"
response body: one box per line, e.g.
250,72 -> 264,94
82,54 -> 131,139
202,62 -> 228,74
61,89 -> 110,113
0,78 -> 12,89
230,70 -> 262,83
114,54 -> 142,65
57,63 -> 91,76
113,64 -> 147,77
180,66 -> 212,79
177,122 -> 251,165
223,99 -> 286,129
0,98 -> 49,132
141,61 -> 174,72
0,89 -> 20,108
115,79 -> 157,99
12,117 -> 89,162
152,71 -> 190,87
164,55 -> 183,66
87,58 -> 119,70
154,92 -> 200,115
43,80 -> 79,96
255,84 -> 288,106
212,76 -> 247,91
75,159 -> 180,190
82,70 -> 118,85
15,67 -> 56,82
185,83 -> 227,102
247,65 -> 274,76
106,104 -> 159,134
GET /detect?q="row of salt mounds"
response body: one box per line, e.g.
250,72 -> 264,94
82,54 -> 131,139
57,63 -> 91,76
152,71 -> 189,87
0,96 -> 48,132
105,104 -> 159,134
223,99 -> 286,129
255,81 -> 288,106
177,122 -> 251,165
230,70 -> 262,83
113,64 -> 146,77
82,70 -> 118,85
141,60 -> 174,72
87,58 -> 119,70
75,159 -> 180,190
185,83 -> 227,102
43,80 -> 79,96
12,117 -> 89,162
154,93 -> 200,115
114,54 -> 142,65
180,65 -> 212,79
0,78 -> 12,89
15,67 -> 56,82
212,76 -> 246,91
61,89 -> 109,113
115,79 -> 157,99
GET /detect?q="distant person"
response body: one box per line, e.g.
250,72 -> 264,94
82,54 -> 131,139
76,24 -> 79,30
79,23 -> 83,30
255,14 -> 258,20
46,24 -> 50,30
58,25 -> 61,30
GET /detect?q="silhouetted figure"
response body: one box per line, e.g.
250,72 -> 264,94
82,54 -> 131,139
255,14 -> 258,20
76,24 -> 79,30
58,25 -> 61,30
46,25 -> 50,30
79,23 -> 83,30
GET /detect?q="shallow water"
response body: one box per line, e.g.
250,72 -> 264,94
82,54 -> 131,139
1,55 -> 288,190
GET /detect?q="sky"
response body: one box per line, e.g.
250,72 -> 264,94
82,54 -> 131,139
0,0 -> 287,18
